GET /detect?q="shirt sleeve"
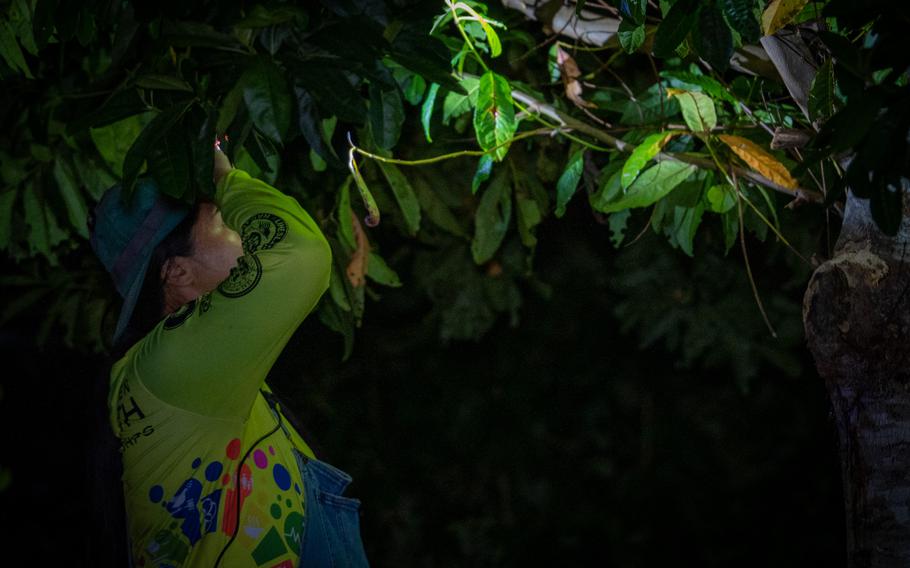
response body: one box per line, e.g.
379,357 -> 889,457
128,168 -> 332,418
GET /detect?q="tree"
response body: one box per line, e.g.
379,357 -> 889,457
0,0 -> 906,564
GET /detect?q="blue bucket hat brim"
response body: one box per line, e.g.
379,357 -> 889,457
89,178 -> 192,344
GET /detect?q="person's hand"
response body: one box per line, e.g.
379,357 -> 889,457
213,138 -> 233,185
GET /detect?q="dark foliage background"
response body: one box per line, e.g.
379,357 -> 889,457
0,0 -> 865,565
1,197 -> 845,566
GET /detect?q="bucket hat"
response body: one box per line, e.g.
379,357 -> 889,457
88,177 -> 191,344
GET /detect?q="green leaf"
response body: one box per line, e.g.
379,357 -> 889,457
660,70 -> 738,104
235,5 -> 305,28
329,263 -> 352,311
421,83 -> 440,143
596,160 -> 697,213
693,2 -> 733,72
349,156 -> 380,228
412,173 -> 468,238
367,252 -> 402,287
337,177 -> 356,251
0,189 -> 17,250
669,90 -> 717,132
808,59 -> 836,122
135,74 -> 194,92
618,19 -> 646,54
390,26 -> 466,94
217,79 -> 245,134
473,71 -> 517,162
707,184 -> 736,212
443,76 -> 480,124
668,200 -> 705,256
721,207 -> 739,253
291,62 -> 367,124
720,0 -> 761,44
122,105 -> 188,197
555,148 -> 585,217
242,58 -> 291,145
0,18 -> 33,78
377,162 -> 421,236
295,85 -> 340,168
310,148 -> 327,172
479,19 -> 502,57
317,298 -> 355,361
369,81 -> 405,150
622,132 -> 675,189
608,209 -> 631,248
472,154 -> 494,194
23,184 -> 66,264
146,126 -> 191,199
52,159 -> 88,238
472,168 -> 513,264
90,112 -> 155,177
653,0 -> 699,58
515,184 -> 543,248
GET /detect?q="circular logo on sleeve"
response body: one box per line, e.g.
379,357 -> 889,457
218,254 -> 263,298
163,299 -> 197,330
241,213 -> 287,253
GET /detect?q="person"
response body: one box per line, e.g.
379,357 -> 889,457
87,145 -> 370,567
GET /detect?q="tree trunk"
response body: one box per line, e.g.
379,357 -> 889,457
803,186 -> 910,567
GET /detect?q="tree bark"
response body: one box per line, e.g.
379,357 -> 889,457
803,185 -> 910,567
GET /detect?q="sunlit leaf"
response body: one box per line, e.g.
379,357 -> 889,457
595,160 -> 697,213
473,71 -> 516,161
761,0 -> 808,36
717,134 -> 798,189
555,148 -> 584,218
622,132 -> 677,189
421,82 -> 440,142
707,184 -> 737,213
668,90 -> 717,132
443,76 -> 480,124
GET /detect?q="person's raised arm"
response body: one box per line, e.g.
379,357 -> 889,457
127,150 -> 332,418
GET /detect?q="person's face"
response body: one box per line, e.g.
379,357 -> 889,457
184,202 -> 243,293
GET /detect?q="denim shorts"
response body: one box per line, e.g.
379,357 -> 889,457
293,449 -> 370,567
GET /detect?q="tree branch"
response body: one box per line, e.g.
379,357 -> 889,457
511,89 -> 825,204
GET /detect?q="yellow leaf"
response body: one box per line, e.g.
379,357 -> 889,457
717,134 -> 798,190
665,87 -> 686,98
761,0 -> 809,36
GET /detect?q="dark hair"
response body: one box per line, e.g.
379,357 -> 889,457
86,200 -> 201,565
111,201 -> 202,359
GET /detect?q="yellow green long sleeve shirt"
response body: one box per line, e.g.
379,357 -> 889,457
109,169 -> 332,567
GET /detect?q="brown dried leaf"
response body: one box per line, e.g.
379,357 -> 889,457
346,211 -> 370,287
717,134 -> 798,190
557,46 -> 596,109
